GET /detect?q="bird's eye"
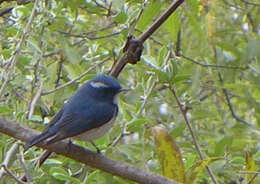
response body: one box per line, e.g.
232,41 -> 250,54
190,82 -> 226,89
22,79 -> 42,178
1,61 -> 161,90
90,81 -> 109,88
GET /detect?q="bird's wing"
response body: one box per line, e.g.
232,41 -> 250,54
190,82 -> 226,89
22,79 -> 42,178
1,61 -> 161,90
46,103 -> 117,145
42,107 -> 64,133
24,107 -> 65,150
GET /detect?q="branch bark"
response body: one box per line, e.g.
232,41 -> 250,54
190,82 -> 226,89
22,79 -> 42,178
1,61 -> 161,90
109,0 -> 185,78
0,118 -> 179,184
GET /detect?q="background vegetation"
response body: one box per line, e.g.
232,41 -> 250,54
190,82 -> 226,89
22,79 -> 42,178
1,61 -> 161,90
0,0 -> 260,183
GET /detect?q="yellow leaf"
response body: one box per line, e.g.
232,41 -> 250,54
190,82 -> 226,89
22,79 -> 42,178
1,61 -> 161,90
246,151 -> 256,181
186,157 -> 222,184
152,126 -> 185,183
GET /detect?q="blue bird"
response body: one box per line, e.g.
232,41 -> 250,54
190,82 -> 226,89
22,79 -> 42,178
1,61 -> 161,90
25,74 -> 127,151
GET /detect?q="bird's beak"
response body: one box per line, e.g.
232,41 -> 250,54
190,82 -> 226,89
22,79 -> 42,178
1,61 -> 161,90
119,88 -> 132,93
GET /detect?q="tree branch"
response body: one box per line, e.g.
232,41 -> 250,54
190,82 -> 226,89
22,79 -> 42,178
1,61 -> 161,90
0,118 -> 179,184
109,0 -> 185,78
1,165 -> 25,184
218,73 -> 251,126
138,0 -> 184,43
181,55 -> 248,70
169,86 -> 219,184
0,142 -> 19,178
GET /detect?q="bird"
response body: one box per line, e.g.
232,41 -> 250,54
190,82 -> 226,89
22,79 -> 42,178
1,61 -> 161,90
24,74 -> 128,152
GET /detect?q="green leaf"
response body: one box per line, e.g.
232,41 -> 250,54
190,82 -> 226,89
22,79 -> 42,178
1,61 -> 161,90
214,41 -> 241,59
114,11 -> 128,24
137,1 -> 161,30
191,66 -> 201,97
170,123 -> 185,138
85,2 -> 104,14
246,38 -> 260,60
231,156 -> 245,165
44,159 -> 63,165
52,173 -> 81,184
128,118 -> 151,132
83,170 -> 100,183
5,26 -> 18,36
157,47 -> 168,67
186,157 -> 222,184
214,136 -> 233,156
64,63 -> 85,79
186,0 -> 206,43
64,44 -> 82,64
29,115 -> 42,122
0,105 -> 11,115
162,10 -> 181,40
27,39 -> 42,54
174,74 -> 191,83
15,5 -> 31,17
49,167 -> 67,176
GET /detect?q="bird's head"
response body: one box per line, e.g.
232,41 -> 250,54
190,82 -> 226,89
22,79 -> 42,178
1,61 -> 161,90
87,74 -> 128,103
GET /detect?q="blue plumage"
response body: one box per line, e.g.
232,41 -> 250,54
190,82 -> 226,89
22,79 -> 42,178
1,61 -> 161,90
25,74 -> 124,150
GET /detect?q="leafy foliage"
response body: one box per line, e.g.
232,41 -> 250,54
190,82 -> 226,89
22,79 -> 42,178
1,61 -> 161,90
0,0 -> 260,183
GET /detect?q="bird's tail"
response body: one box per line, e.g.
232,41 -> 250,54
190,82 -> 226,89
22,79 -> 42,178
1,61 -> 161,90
24,131 -> 55,151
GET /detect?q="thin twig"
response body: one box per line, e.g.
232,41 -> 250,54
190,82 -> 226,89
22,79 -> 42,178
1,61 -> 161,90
109,130 -> 129,147
43,52 -> 59,57
2,165 -> 25,184
27,80 -> 43,119
247,169 -> 260,184
137,78 -> 158,116
218,73 -> 251,126
169,86 -> 219,184
0,142 -> 19,178
60,30 -> 122,40
238,169 -> 260,184
19,145 -> 33,184
0,0 -> 40,98
181,55 -> 248,70
41,58 -> 108,95
55,57 -> 65,88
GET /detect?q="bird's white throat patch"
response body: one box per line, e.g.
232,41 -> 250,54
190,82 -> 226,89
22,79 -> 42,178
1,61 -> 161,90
90,81 -> 109,88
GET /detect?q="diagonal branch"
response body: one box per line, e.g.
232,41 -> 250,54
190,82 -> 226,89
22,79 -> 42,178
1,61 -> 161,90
109,0 -> 185,78
169,86 -> 218,184
0,118 -> 179,184
138,0 -> 184,43
218,73 -> 251,126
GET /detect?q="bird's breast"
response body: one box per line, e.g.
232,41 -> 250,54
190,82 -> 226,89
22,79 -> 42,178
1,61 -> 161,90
73,112 -> 117,141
